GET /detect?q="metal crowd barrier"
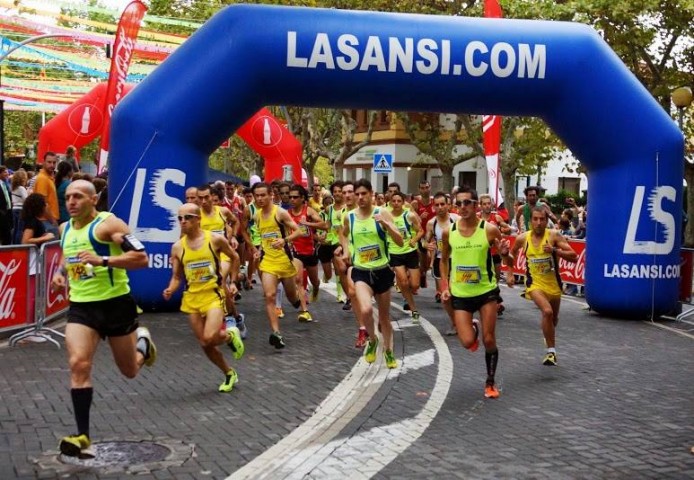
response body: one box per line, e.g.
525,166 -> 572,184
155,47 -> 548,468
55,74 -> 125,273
8,240 -> 68,348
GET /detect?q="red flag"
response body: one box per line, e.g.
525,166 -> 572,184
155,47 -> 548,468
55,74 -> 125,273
97,0 -> 147,174
483,0 -> 504,207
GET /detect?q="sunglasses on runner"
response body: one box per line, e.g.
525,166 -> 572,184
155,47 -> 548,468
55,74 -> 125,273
455,199 -> 477,207
177,214 -> 200,221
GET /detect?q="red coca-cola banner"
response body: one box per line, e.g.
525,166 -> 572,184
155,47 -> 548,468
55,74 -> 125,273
500,236 -> 586,285
43,243 -> 69,318
98,0 -> 148,173
0,248 -> 31,330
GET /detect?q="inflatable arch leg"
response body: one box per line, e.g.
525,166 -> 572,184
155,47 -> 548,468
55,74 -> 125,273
109,5 -> 684,317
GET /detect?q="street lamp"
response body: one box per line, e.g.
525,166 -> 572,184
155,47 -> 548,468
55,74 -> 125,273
0,34 -> 76,165
672,86 -> 693,131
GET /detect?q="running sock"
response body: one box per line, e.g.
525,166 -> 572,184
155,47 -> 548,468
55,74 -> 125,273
547,347 -> 556,353
485,348 -> 499,381
136,337 -> 149,357
71,387 -> 93,438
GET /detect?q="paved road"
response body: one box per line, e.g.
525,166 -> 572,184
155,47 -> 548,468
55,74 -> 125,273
1,278 -> 692,479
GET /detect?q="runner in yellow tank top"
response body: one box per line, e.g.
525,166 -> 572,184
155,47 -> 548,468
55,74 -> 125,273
506,206 -> 577,367
338,179 -> 403,368
441,187 -> 512,400
163,202 -> 245,393
250,182 -> 304,350
50,180 -> 155,459
198,185 -> 243,334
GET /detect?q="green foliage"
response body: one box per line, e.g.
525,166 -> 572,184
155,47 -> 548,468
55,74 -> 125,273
544,189 -> 587,215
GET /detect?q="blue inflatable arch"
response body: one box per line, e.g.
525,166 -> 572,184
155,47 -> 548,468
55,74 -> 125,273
110,4 -> 684,317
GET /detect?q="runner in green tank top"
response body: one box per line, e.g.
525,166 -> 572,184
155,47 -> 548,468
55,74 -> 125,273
51,180 -> 156,459
339,179 -> 403,369
440,187 -> 512,400
387,192 -> 424,322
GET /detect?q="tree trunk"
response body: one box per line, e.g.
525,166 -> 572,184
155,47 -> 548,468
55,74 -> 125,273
501,168 -> 516,210
685,162 -> 694,247
440,165 -> 454,193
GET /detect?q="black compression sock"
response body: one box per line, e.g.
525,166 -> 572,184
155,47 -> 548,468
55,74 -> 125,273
485,348 -> 499,382
71,387 -> 93,438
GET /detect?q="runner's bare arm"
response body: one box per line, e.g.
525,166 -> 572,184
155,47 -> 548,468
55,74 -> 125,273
439,229 -> 452,301
408,211 -> 424,246
375,209 -> 403,247
162,242 -> 183,300
91,215 -> 148,270
552,232 -> 578,262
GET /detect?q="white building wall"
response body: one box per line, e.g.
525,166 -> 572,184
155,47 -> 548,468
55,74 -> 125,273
343,145 -> 587,198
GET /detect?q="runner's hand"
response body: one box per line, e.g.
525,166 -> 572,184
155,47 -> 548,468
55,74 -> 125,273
441,289 -> 451,302
162,287 -> 174,300
505,271 -> 515,288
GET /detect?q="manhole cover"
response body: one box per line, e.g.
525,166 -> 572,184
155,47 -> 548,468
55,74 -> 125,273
35,438 -> 194,475
59,441 -> 171,467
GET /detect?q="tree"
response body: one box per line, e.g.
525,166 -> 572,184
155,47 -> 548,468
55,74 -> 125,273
502,0 -> 694,243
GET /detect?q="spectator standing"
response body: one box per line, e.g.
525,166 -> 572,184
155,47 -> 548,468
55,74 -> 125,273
33,152 -> 59,224
55,162 -> 74,224
11,169 -> 28,244
0,166 -> 12,245
63,145 -> 80,172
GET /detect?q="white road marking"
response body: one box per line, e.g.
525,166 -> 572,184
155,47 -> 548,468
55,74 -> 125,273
227,284 -> 452,480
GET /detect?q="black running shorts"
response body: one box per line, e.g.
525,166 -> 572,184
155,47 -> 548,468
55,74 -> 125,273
351,266 -> 395,295
68,293 -> 139,339
317,243 -> 339,263
389,250 -> 419,269
451,287 -> 502,313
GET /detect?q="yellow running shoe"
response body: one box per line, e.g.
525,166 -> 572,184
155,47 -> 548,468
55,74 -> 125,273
310,286 -> 320,303
384,350 -> 397,369
59,434 -> 94,459
298,310 -> 313,322
364,338 -> 379,363
227,327 -> 245,360
219,369 -> 239,392
542,352 -> 557,366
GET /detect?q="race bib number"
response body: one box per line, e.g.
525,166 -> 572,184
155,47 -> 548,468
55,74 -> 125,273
299,224 -> 310,237
358,244 -> 382,264
261,231 -> 280,246
66,256 -> 95,281
530,257 -> 553,275
436,239 -> 443,251
455,266 -> 481,284
186,260 -> 215,283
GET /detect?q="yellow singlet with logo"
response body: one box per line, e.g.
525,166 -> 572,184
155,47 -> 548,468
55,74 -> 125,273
448,221 -> 496,298
61,211 -> 130,302
523,229 -> 562,297
200,205 -> 230,262
256,205 -> 296,279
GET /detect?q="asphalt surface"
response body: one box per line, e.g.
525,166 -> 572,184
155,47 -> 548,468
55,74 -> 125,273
1,276 -> 692,479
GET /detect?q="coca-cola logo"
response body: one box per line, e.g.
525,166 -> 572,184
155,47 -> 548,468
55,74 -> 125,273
0,259 -> 20,320
46,251 -> 66,308
558,247 -> 586,281
107,26 -> 137,117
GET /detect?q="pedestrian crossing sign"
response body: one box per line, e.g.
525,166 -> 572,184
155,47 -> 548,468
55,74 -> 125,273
373,154 -> 393,173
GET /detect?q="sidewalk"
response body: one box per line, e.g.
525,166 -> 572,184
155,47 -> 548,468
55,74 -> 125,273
0,278 -> 692,479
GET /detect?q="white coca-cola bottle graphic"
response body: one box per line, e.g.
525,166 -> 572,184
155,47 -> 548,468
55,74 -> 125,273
263,118 -> 271,145
80,107 -> 91,135
0,259 -> 20,320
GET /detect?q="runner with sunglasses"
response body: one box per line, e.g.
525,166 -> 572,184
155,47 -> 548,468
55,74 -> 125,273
440,187 -> 512,399
163,203 -> 245,393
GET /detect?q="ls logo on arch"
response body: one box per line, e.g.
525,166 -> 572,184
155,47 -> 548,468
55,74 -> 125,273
605,185 -> 680,280
128,168 -> 184,270
623,185 -> 676,255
